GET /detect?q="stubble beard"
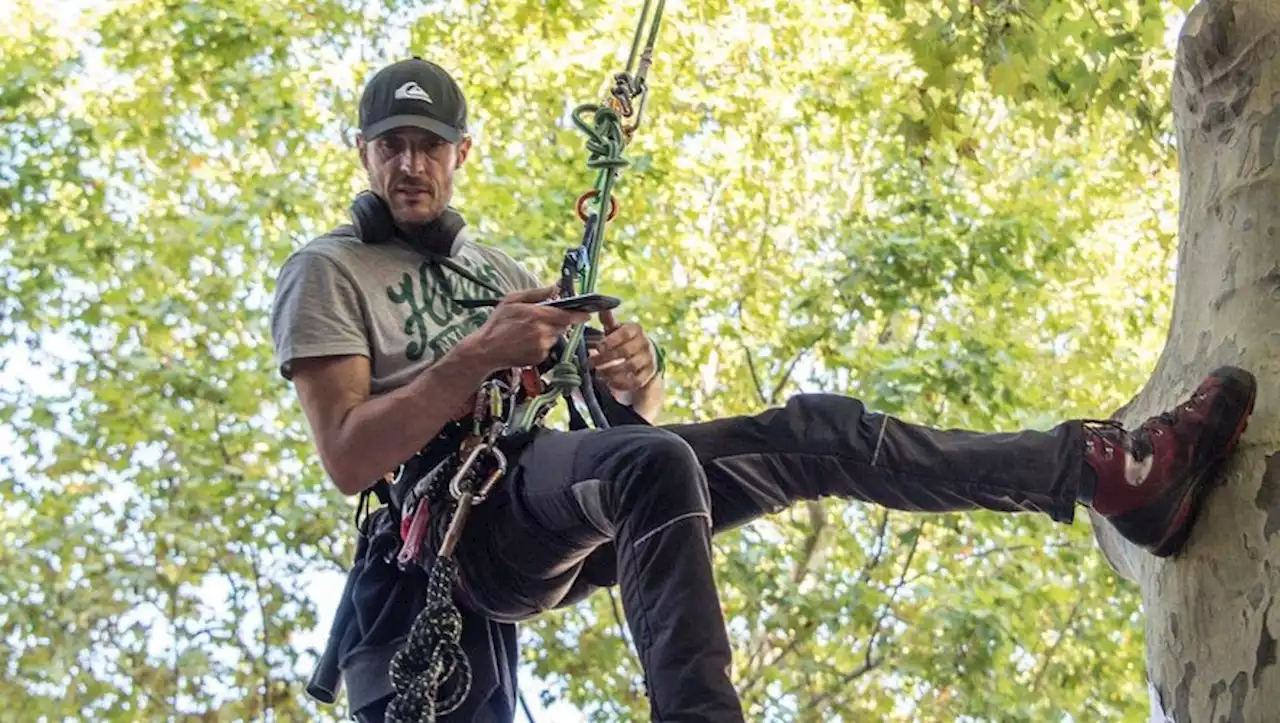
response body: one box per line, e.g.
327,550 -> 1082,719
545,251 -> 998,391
391,190 -> 447,235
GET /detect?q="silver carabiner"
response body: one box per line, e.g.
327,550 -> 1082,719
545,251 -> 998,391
447,442 -> 490,501
471,446 -> 507,504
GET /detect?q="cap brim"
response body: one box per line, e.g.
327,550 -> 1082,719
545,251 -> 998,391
364,114 -> 463,143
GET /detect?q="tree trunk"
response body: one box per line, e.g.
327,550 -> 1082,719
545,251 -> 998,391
1088,0 -> 1280,719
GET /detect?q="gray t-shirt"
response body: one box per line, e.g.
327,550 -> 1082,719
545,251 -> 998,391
270,224 -> 541,395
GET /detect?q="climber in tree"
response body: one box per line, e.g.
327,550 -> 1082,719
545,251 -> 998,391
271,58 -> 1258,723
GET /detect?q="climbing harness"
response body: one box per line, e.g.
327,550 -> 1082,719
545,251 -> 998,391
383,3 -> 668,721
384,378 -> 512,723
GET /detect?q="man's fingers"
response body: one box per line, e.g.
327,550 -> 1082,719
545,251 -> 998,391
596,323 -> 641,353
590,342 -> 625,367
594,357 -> 627,373
593,330 -> 649,370
615,359 -> 653,384
596,350 -> 651,378
599,309 -> 619,332
502,284 -> 560,305
597,358 -> 654,392
530,305 -> 590,327
602,333 -> 649,361
595,363 -> 631,384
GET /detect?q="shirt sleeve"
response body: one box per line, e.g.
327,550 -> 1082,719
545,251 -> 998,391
270,251 -> 371,381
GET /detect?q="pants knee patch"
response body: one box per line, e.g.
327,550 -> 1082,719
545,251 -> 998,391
569,478 -> 615,538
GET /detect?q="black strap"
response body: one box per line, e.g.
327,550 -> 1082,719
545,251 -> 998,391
373,479 -> 393,506
402,206 -> 506,304
354,478 -> 395,534
401,206 -> 469,257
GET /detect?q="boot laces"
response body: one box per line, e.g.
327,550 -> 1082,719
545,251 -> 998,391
1081,387 -> 1207,458
1081,418 -> 1155,461
1081,419 -> 1125,460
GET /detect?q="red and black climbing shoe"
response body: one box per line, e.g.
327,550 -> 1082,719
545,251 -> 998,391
1083,365 -> 1257,558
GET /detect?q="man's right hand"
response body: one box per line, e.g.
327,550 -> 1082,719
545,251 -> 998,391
462,285 -> 591,371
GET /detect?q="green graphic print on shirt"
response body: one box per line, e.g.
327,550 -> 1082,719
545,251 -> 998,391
385,256 -> 506,364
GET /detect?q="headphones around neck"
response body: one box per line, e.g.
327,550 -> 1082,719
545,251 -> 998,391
349,190 -> 397,246
349,189 -> 466,256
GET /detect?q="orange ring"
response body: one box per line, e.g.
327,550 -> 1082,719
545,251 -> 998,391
576,190 -> 620,222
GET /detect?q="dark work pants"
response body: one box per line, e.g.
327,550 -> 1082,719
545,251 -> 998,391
364,393 -> 1085,722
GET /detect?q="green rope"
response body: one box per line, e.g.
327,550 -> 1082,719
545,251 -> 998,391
513,102 -> 634,433
574,104 -> 628,294
547,360 -> 583,393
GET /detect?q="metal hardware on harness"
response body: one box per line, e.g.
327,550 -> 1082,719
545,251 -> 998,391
473,448 -> 506,501
446,442 -> 490,501
394,455 -> 450,568
437,491 -> 474,560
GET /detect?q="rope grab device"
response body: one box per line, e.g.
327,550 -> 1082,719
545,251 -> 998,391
384,3 -> 668,721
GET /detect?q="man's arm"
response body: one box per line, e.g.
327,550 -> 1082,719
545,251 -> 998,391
291,341 -> 491,496
285,283 -> 588,496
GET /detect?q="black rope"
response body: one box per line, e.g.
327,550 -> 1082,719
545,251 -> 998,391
519,690 -> 537,722
385,556 -> 471,723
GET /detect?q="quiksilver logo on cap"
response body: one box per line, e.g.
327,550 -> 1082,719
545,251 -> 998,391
394,82 -> 433,103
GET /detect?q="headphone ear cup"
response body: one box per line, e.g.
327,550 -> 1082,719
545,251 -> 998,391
350,190 -> 394,244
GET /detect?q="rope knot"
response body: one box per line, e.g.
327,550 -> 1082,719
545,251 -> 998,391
547,359 -> 582,395
574,104 -> 630,172
386,558 -> 472,723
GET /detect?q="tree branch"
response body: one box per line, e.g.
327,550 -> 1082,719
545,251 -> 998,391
768,346 -> 812,406
863,522 -> 925,667
901,540 -> 1087,585
762,619 -> 819,671
792,501 -> 831,585
170,578 -> 180,717
807,522 -> 923,714
1029,593 -> 1085,693
520,690 -> 537,723
763,322 -> 834,408
249,547 -> 272,722
740,341 -> 769,406
606,587 -> 640,698
908,308 -> 926,352
853,510 -> 892,588
738,501 -> 835,695
805,656 -> 884,709
606,586 -> 631,648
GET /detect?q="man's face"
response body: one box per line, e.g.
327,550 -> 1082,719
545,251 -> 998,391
359,127 -> 471,229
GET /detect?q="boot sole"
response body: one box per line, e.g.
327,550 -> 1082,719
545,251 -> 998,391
1148,369 -> 1257,558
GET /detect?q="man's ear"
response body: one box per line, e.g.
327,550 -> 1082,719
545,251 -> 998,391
356,134 -> 370,172
455,136 -> 472,168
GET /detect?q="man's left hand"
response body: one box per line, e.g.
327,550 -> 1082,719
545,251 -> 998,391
588,309 -> 658,393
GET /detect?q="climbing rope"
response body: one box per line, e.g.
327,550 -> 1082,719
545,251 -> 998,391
517,0 -> 666,433
385,3 -> 668,720
386,557 -> 469,722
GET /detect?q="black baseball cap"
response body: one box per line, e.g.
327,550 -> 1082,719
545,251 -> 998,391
358,57 -> 468,143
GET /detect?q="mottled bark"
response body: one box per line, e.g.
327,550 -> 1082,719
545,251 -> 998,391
1088,1 -> 1280,720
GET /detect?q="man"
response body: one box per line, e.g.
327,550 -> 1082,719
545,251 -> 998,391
272,58 -> 1257,723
